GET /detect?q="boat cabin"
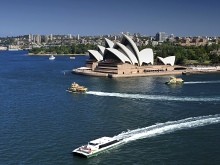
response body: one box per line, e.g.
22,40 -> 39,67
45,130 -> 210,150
87,137 -> 119,149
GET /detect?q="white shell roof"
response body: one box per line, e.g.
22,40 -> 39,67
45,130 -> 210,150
114,42 -> 138,65
97,45 -> 105,55
121,34 -> 140,65
87,34 -> 176,67
105,48 -> 132,64
105,38 -> 114,48
157,56 -> 175,66
139,48 -> 154,65
88,50 -> 103,62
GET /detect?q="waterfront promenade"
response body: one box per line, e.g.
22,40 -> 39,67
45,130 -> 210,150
72,69 -> 183,78
72,66 -> 220,78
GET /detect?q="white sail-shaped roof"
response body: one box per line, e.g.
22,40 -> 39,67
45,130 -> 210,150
86,34 -> 177,67
104,48 -> 132,64
157,56 -> 175,66
139,48 -> 154,65
121,34 -> 140,65
97,45 -> 105,55
105,38 -> 114,48
114,42 -> 138,65
88,50 -> 103,62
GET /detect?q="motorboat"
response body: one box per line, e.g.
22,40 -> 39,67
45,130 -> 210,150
165,76 -> 184,85
70,56 -> 75,60
66,82 -> 88,93
73,136 -> 123,158
49,55 -> 55,60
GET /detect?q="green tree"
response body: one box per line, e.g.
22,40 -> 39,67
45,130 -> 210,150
210,53 -> 220,64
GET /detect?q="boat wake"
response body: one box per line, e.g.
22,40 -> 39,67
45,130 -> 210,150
114,114 -> 220,143
61,70 -> 72,75
184,80 -> 220,84
86,91 -> 220,102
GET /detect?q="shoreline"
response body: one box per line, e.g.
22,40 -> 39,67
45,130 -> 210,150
28,53 -> 88,56
72,67 -> 220,78
72,69 -> 182,78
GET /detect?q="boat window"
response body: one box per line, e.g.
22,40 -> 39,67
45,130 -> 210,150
98,140 -> 118,149
89,142 -> 98,146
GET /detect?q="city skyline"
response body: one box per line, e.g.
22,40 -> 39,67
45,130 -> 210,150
1,0 -> 220,37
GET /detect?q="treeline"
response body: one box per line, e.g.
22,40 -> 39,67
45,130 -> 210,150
140,43 -> 220,65
29,44 -> 97,55
29,42 -> 220,65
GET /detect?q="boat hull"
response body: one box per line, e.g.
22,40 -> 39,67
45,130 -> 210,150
73,140 -> 123,158
165,77 -> 184,85
66,89 -> 87,93
165,81 -> 184,85
67,82 -> 88,93
49,55 -> 55,60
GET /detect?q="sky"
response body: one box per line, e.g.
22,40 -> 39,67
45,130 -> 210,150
0,0 -> 220,37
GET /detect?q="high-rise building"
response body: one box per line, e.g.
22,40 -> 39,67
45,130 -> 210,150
28,34 -> 33,42
68,34 -> 72,39
35,35 -> 41,44
50,34 -> 53,41
45,35 -> 49,43
155,32 -> 168,42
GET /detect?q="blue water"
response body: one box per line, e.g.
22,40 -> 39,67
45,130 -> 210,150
0,51 -> 220,165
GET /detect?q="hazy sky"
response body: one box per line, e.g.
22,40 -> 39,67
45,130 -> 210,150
0,0 -> 220,37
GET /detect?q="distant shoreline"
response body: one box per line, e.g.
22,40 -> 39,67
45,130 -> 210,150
28,53 -> 88,56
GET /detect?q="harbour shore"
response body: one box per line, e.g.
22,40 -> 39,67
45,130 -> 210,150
72,66 -> 220,78
28,53 -> 88,56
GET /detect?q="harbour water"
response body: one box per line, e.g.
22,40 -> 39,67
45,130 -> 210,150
0,51 -> 220,165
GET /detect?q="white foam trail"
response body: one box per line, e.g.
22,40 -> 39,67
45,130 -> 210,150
114,114 -> 220,143
87,91 -> 220,102
185,80 -> 220,84
61,70 -> 71,75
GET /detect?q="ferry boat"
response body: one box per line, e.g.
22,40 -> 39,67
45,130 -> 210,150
49,55 -> 55,60
73,136 -> 123,158
66,82 -> 88,93
165,76 -> 184,85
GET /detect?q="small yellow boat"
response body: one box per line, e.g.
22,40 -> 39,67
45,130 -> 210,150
67,82 -> 88,93
165,76 -> 184,85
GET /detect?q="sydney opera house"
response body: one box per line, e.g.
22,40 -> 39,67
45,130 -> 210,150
73,34 -> 186,77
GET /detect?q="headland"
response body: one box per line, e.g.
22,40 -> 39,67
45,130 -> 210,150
71,34 -> 220,78
72,65 -> 220,78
